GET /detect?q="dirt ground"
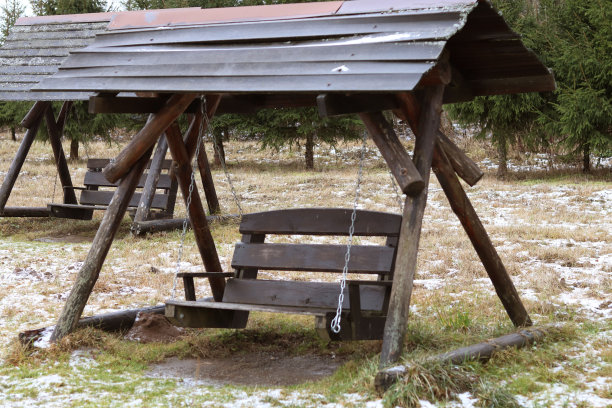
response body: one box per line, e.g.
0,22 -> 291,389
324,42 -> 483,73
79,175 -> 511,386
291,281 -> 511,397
147,352 -> 342,386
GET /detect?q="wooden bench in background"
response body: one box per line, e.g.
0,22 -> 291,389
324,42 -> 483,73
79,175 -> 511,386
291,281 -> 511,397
165,208 -> 401,341
47,158 -> 178,221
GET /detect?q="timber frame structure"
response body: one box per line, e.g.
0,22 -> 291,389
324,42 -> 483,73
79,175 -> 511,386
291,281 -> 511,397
0,0 -> 555,369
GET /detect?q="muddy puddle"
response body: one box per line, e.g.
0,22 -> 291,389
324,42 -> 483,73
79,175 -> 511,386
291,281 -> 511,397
147,352 -> 342,386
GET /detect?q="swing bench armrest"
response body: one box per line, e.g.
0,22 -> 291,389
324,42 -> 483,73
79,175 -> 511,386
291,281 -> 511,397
63,186 -> 87,191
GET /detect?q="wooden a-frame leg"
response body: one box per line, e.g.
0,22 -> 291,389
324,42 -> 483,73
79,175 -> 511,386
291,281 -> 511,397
51,146 -> 155,342
0,102 -> 47,212
45,103 -> 78,205
183,96 -> 222,215
432,145 -> 531,327
379,84 -> 446,368
165,116 -> 225,302
134,133 -> 169,223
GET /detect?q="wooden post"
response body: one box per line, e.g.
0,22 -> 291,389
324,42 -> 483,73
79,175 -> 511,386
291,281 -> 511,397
379,85 -> 446,368
20,101 -> 50,129
51,146 -> 155,342
0,105 -> 45,212
165,121 -> 226,302
432,145 -> 531,327
360,111 -> 424,196
133,134 -> 169,223
103,93 -> 197,183
182,99 -> 221,214
45,105 -> 78,205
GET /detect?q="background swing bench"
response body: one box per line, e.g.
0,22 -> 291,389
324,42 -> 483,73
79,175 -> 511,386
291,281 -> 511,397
165,208 -> 402,340
47,158 -> 179,221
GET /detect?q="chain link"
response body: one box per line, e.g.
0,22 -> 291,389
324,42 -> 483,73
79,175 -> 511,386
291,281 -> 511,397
330,131 -> 368,334
171,96 -> 207,299
203,106 -> 243,217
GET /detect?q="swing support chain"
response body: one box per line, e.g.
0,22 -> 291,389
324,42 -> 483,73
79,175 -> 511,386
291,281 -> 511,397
330,130 -> 368,334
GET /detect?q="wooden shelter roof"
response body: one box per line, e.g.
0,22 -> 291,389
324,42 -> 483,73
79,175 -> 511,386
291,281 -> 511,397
0,0 -> 554,102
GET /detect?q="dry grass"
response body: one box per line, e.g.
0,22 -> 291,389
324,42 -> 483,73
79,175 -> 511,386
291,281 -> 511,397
0,129 -> 610,406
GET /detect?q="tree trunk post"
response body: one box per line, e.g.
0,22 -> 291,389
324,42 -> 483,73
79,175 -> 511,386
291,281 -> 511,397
69,139 -> 79,161
212,128 -> 225,167
10,126 -> 16,141
582,142 -> 590,173
305,133 -> 314,170
432,145 -> 532,327
0,105 -> 46,212
51,146 -> 155,342
379,85 -> 446,368
496,133 -> 508,179
45,105 -> 77,205
134,134 -> 169,223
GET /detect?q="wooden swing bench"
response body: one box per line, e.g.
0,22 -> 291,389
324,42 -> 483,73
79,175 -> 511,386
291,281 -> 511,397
165,208 -> 402,340
47,158 -> 179,221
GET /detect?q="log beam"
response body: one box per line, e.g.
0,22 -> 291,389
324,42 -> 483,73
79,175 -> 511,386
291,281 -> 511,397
51,146 -> 155,342
0,105 -> 45,212
317,94 -> 400,117
45,105 -> 77,205
360,111 -> 424,196
432,145 -> 531,327
133,134 -> 169,223
20,101 -> 50,129
165,117 -> 225,302
103,93 -> 197,183
379,84 -> 446,368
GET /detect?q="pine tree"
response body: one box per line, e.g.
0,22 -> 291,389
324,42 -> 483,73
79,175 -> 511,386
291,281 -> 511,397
534,0 -> 611,172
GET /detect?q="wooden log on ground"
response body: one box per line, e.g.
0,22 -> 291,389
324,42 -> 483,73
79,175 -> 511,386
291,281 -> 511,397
360,111 -> 424,196
165,119 -> 226,301
379,84 -> 446,368
51,146 -> 155,342
134,134 -> 169,223
0,207 -> 50,217
103,93 -> 197,183
0,109 -> 45,212
375,327 -> 548,393
20,101 -> 50,129
19,305 -> 165,346
45,106 -> 77,205
432,146 -> 531,327
132,214 -> 239,235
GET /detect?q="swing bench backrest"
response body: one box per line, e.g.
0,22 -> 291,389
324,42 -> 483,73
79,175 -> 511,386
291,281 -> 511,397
223,208 -> 402,311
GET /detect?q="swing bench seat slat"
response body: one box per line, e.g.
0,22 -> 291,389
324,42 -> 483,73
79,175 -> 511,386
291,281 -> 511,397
165,208 -> 401,341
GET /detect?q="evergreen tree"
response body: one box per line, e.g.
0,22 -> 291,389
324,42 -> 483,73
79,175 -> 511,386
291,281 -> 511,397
534,0 -> 611,172
0,0 -> 29,142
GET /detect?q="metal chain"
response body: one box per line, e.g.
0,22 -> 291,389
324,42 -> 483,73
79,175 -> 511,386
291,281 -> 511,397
171,96 -> 207,299
389,170 -> 404,213
204,109 -> 243,217
330,131 -> 368,334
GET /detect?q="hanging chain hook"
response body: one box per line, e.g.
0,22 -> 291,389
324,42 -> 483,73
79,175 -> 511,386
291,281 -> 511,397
171,96 -> 207,299
330,131 -> 368,334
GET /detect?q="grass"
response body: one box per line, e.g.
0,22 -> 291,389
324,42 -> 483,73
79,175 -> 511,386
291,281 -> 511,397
0,131 -> 610,407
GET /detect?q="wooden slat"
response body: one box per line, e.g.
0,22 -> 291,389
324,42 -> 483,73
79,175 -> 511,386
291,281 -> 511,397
166,299 -> 331,316
92,13 -> 461,47
37,73 -> 426,93
54,61 -> 435,79
83,171 -> 173,190
221,279 -> 387,311
240,208 -> 401,236
79,190 -> 169,209
61,42 -> 445,68
232,243 -> 395,274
